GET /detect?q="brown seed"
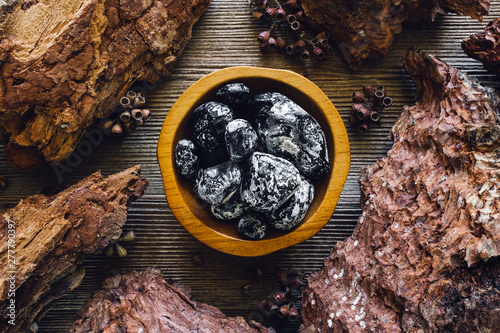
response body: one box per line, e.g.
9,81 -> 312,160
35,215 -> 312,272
0,176 -> 6,188
115,243 -> 128,257
191,252 -> 206,267
240,284 -> 253,295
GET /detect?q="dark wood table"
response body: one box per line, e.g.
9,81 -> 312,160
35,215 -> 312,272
1,1 -> 499,331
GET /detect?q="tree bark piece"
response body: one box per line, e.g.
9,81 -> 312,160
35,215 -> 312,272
300,48 -> 500,332
0,0 -> 211,171
462,17 -> 500,75
300,0 -> 490,69
70,267 -> 274,333
0,165 -> 148,332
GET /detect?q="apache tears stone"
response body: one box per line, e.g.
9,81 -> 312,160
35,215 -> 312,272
192,101 -> 234,166
249,92 -> 330,179
215,83 -> 251,113
211,193 -> 248,220
174,139 -> 199,179
195,161 -> 241,206
225,119 -> 258,162
240,152 -> 301,213
268,178 -> 315,231
237,214 -> 267,240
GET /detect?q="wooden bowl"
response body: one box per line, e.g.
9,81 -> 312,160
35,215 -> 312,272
157,67 -> 350,257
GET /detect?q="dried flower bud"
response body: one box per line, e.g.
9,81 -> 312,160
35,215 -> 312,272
257,29 -> 272,44
313,46 -> 326,60
352,92 -> 365,103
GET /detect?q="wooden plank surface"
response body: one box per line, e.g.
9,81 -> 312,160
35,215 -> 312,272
1,1 -> 499,331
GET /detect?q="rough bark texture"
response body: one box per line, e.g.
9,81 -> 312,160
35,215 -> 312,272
0,0 -> 211,171
300,0 -> 490,69
0,165 -> 148,332
462,17 -> 500,75
70,267 -> 274,333
300,48 -> 500,332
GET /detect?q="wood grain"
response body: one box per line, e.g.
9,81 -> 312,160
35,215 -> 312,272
0,0 -> 499,331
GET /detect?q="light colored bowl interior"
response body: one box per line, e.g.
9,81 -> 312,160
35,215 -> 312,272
157,66 -> 350,256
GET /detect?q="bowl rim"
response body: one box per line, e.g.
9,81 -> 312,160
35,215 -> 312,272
157,66 -> 350,257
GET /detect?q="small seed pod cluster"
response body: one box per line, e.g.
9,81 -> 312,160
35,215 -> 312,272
104,230 -> 136,257
101,90 -> 151,136
257,267 -> 305,321
350,85 -> 392,133
250,0 -> 331,61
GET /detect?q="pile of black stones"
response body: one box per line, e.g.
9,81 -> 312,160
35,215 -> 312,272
174,82 -> 330,240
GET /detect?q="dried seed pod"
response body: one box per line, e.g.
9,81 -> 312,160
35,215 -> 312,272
358,123 -> 370,133
290,20 -> 303,31
133,95 -> 146,107
278,303 -> 291,318
240,284 -> 254,295
120,96 -> 131,108
356,107 -> 370,120
131,109 -> 144,121
383,96 -> 393,107
369,111 -> 380,122
126,90 -> 137,100
313,46 -> 326,60
363,85 -> 374,98
282,0 -> 299,9
352,92 -> 365,103
258,29 -> 272,44
288,303 -> 299,321
268,36 -> 278,49
104,245 -> 114,256
119,111 -> 131,123
270,290 -> 288,305
295,40 -> 305,53
115,243 -> 128,257
275,37 -> 287,49
286,44 -> 295,55
142,109 -> 151,120
286,13 -> 297,24
253,10 -> 265,21
111,123 -> 123,136
300,49 -> 310,61
275,7 -> 286,21
263,7 -> 276,20
373,89 -> 385,103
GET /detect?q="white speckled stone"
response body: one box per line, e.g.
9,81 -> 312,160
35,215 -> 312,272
237,213 -> 267,239
240,152 -> 301,213
210,193 -> 248,220
249,92 -> 329,179
195,161 -> 241,206
174,138 -> 199,179
225,119 -> 258,162
268,177 -> 315,230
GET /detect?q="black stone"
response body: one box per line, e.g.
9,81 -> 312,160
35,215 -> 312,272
268,177 -> 315,231
240,152 -> 301,213
211,193 -> 248,220
192,101 -> 234,166
174,138 -> 199,179
215,83 -> 251,113
225,119 -> 258,162
237,213 -> 267,240
194,161 -> 241,206
249,92 -> 330,179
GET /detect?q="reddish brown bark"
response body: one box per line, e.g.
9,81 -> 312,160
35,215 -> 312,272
462,17 -> 500,75
300,48 -> 500,332
0,0 -> 211,170
0,165 -> 148,332
300,0 -> 490,69
70,267 -> 274,333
